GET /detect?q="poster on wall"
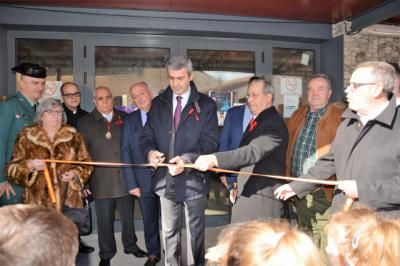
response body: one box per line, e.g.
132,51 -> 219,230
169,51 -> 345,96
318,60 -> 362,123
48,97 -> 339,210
39,81 -> 63,102
209,91 -> 233,126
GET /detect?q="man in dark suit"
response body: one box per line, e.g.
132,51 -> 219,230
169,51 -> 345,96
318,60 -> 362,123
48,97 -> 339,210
219,102 -> 252,204
0,63 -> 46,206
140,56 -> 219,266
61,82 -> 88,127
60,81 -> 94,254
77,87 -> 146,266
195,77 -> 288,222
121,82 -> 161,266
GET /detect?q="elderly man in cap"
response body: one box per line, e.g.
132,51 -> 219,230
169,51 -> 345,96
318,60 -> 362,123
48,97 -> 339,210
0,62 -> 46,205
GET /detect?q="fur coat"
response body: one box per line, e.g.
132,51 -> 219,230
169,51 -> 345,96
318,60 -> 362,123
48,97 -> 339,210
7,124 -> 93,211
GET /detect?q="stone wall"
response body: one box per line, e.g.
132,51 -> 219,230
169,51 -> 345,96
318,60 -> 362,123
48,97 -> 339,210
344,32 -> 400,84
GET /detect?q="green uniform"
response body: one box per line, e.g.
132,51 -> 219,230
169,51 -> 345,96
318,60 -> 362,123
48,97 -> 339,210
0,91 -> 36,205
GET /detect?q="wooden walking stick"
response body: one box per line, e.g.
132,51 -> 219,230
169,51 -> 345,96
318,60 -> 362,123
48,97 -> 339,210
342,197 -> 354,212
43,166 -> 56,204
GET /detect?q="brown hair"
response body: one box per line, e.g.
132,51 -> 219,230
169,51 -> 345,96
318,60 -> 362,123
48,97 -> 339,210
0,204 -> 78,266
206,220 -> 324,266
326,207 -> 400,266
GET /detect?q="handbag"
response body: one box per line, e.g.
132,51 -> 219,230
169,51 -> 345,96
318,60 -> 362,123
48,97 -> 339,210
63,176 -> 92,236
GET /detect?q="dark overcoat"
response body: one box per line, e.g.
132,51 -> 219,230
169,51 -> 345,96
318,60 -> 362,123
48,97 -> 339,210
216,105 -> 288,197
78,109 -> 128,199
140,83 -> 219,202
121,109 -> 153,193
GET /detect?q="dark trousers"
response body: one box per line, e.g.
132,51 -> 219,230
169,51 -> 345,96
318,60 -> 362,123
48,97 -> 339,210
139,192 -> 161,257
160,196 -> 207,266
94,195 -> 139,260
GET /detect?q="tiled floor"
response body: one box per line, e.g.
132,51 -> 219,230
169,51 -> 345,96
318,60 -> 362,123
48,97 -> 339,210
76,223 -> 227,266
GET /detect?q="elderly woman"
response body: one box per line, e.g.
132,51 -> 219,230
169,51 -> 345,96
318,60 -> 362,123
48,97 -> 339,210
7,98 -> 93,211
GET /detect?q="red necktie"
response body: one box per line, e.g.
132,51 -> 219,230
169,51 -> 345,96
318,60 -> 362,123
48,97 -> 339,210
174,96 -> 182,131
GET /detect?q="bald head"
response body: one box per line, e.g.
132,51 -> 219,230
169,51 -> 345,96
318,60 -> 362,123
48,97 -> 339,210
94,86 -> 113,114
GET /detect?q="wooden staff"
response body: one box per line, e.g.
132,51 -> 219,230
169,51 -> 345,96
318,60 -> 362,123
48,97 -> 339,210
43,166 -> 56,204
342,197 -> 354,212
43,159 -> 339,186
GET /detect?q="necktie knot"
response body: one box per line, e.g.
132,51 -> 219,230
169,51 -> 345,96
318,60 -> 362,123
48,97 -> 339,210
176,96 -> 182,103
33,103 -> 37,112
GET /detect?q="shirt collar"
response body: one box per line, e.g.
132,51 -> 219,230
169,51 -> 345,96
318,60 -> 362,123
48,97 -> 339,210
358,100 -> 389,125
173,88 -> 191,109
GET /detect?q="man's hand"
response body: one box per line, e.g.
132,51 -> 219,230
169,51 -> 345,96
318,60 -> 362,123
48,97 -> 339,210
273,184 -> 296,200
220,175 -> 228,189
338,180 -> 358,199
27,159 -> 46,172
0,181 -> 16,199
168,156 -> 185,176
129,187 -> 141,198
194,154 -> 218,172
148,150 -> 165,166
83,188 -> 91,196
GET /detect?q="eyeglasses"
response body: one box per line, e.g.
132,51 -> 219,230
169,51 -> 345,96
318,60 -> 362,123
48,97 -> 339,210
346,82 -> 377,92
45,110 -> 63,117
62,92 -> 81,98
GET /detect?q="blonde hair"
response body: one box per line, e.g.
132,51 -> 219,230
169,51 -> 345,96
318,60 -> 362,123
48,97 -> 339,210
326,208 -> 400,266
206,220 -> 324,266
0,204 -> 78,266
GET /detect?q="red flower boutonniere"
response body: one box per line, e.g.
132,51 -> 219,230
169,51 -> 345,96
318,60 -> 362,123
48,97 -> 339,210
249,119 -> 257,132
115,116 -> 123,127
187,107 -> 199,121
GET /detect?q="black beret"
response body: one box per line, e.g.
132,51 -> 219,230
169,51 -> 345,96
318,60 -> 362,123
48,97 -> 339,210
11,63 -> 47,78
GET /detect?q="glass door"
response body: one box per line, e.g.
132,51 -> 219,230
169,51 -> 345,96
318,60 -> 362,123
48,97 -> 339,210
85,35 -> 178,111
180,38 -> 263,216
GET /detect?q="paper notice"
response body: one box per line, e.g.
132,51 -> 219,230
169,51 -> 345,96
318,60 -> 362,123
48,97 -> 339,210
283,94 -> 299,118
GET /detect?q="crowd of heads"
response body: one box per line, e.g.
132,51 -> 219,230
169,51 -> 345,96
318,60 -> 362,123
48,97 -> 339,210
206,206 -> 400,266
206,220 -> 324,266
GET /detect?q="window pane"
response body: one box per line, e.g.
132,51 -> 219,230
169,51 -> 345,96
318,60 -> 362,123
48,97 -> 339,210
95,46 -> 170,108
188,49 -> 255,104
15,38 -> 73,98
272,47 -> 315,115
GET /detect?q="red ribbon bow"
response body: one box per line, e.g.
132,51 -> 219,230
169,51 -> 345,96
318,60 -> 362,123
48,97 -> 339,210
187,107 -> 199,121
249,119 -> 257,132
115,117 -> 123,127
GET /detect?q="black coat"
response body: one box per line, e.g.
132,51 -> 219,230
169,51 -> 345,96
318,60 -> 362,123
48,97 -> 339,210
140,83 -> 219,201
216,106 -> 288,197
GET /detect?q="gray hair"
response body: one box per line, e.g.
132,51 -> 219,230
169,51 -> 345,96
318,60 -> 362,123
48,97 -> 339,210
34,98 -> 67,124
166,56 -> 193,75
309,73 -> 332,89
355,61 -> 395,94
249,77 -> 275,101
